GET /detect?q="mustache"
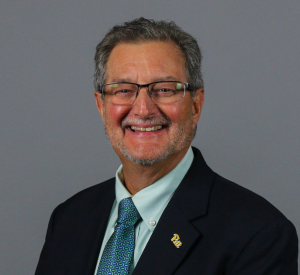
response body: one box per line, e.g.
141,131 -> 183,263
121,116 -> 172,129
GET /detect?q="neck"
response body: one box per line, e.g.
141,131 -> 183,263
120,145 -> 190,195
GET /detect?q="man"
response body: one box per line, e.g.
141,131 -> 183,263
35,18 -> 298,274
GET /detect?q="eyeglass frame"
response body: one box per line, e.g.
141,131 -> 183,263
97,81 -> 196,105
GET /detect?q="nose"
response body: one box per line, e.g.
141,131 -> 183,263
132,86 -> 157,118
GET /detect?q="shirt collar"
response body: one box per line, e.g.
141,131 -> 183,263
114,146 -> 194,231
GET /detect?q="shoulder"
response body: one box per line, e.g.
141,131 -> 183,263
205,174 -> 297,240
208,176 -> 298,273
211,174 -> 286,221
52,178 -> 115,221
190,147 -> 291,226
35,178 -> 116,274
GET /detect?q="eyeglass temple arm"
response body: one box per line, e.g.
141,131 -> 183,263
186,83 -> 196,91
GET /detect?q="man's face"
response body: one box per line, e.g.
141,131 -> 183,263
95,41 -> 204,165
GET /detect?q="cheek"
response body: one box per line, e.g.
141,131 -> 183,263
105,105 -> 131,125
159,104 -> 190,124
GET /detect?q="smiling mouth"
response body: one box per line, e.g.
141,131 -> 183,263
130,125 -> 164,132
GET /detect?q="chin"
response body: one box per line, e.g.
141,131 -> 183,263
121,150 -> 170,166
119,144 -> 177,166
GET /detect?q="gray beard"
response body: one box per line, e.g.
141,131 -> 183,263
120,143 -> 173,166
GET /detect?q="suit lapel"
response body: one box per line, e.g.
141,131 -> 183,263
133,200 -> 201,275
133,148 -> 216,275
85,180 -> 116,275
67,178 -> 116,275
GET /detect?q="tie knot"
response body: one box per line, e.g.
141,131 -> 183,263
117,198 -> 141,226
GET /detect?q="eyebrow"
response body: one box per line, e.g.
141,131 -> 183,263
108,76 -> 179,83
109,77 -> 133,83
153,76 -> 178,82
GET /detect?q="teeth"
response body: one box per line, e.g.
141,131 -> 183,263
131,125 -> 163,132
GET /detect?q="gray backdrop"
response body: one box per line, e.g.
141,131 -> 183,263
1,1 -> 299,273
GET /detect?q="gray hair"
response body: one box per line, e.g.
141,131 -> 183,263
93,17 -> 203,96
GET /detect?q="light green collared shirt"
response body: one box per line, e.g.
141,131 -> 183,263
94,147 -> 194,275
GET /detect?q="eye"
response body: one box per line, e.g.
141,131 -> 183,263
115,89 -> 131,94
153,88 -> 176,97
114,89 -> 136,97
158,88 -> 173,92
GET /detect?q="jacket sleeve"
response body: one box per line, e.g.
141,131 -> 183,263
227,217 -> 298,275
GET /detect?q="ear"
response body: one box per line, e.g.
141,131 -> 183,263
94,91 -> 105,121
192,88 -> 204,126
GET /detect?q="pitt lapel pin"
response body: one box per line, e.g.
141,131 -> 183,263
171,234 -> 182,248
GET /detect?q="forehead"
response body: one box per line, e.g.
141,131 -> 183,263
105,41 -> 186,82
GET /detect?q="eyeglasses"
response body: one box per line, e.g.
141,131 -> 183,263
98,81 -> 195,105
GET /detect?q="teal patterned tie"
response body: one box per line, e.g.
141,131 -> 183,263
97,197 -> 141,275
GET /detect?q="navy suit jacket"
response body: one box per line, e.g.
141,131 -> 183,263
35,147 -> 298,274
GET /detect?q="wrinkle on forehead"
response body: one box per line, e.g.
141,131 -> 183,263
142,54 -> 150,78
106,41 -> 186,83
107,60 -> 165,84
107,62 -> 162,84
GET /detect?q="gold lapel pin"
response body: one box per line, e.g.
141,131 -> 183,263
171,234 -> 182,248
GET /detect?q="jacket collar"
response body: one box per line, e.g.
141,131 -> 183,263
133,147 -> 216,275
172,147 -> 215,221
